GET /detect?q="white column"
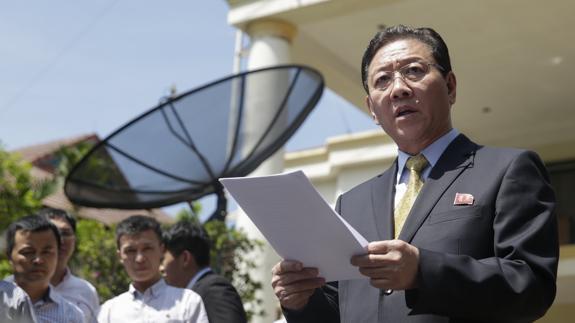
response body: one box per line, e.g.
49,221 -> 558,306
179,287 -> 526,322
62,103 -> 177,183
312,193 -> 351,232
246,20 -> 294,70
235,19 -> 296,323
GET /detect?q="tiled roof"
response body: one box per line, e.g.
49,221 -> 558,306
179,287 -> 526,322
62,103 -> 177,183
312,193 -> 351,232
12,134 -> 174,224
42,186 -> 174,225
12,133 -> 99,166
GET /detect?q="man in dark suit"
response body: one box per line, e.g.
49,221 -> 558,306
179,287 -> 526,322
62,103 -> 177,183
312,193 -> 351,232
162,221 -> 247,323
271,25 -> 558,322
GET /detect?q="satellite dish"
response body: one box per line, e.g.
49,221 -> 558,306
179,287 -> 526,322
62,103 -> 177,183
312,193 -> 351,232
64,65 -> 324,221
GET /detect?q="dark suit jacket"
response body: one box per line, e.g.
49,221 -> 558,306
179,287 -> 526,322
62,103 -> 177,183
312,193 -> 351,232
285,134 -> 558,323
192,271 -> 247,323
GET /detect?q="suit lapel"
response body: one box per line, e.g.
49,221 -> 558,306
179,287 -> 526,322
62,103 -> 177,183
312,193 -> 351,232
398,135 -> 479,242
371,160 -> 397,240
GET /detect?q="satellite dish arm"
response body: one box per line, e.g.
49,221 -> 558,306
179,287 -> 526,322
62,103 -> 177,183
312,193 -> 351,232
206,181 -> 227,222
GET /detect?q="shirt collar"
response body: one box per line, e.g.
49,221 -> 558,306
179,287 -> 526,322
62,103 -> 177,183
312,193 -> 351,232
396,128 -> 459,184
129,278 -> 166,299
58,267 -> 72,285
4,275 -> 59,306
35,285 -> 59,306
187,267 -> 212,289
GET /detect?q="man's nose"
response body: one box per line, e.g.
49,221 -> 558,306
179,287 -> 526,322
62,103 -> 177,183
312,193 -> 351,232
135,252 -> 146,263
32,255 -> 45,264
390,76 -> 412,100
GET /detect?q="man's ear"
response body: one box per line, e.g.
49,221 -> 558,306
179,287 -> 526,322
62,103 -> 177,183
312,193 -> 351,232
366,95 -> 379,125
446,71 -> 457,105
116,249 -> 123,264
181,250 -> 196,267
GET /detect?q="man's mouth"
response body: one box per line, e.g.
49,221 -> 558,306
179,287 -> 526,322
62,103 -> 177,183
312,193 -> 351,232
397,110 -> 415,117
395,106 -> 417,118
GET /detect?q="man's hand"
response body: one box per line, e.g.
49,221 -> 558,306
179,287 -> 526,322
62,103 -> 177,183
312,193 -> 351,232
350,240 -> 420,290
271,260 -> 326,311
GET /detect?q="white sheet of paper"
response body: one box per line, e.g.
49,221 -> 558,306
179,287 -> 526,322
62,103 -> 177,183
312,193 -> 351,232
219,170 -> 368,282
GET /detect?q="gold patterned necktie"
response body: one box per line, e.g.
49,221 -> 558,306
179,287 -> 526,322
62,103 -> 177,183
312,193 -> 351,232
394,154 -> 429,239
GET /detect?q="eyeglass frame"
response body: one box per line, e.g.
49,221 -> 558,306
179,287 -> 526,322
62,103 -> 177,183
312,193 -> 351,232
370,60 -> 445,92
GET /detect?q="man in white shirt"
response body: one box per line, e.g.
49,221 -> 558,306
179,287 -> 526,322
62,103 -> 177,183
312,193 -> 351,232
0,280 -> 36,323
39,208 -> 100,323
98,215 -> 208,323
5,215 -> 84,323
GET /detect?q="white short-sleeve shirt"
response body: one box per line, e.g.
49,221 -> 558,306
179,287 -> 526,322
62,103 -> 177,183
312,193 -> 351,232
98,279 -> 208,323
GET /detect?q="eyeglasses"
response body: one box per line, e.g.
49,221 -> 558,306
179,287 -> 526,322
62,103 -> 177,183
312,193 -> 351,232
372,61 -> 444,91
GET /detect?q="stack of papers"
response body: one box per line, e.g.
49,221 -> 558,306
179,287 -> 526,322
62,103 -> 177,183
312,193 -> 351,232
220,170 -> 368,282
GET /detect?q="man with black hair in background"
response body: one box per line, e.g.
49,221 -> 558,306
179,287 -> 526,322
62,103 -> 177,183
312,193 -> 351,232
38,208 -> 99,323
98,215 -> 208,323
162,221 -> 247,323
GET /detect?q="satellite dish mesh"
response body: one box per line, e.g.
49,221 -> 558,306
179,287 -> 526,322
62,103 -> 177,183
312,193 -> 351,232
64,65 -> 324,217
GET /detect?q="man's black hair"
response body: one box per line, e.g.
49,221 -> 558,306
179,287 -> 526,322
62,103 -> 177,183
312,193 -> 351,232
6,215 -> 62,258
37,207 -> 77,233
361,24 -> 452,93
163,220 -> 211,268
115,215 -> 163,248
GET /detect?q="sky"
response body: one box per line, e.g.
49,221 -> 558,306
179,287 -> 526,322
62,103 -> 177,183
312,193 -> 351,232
0,0 -> 378,218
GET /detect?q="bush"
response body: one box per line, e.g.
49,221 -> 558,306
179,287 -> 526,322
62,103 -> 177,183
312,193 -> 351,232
69,219 -> 130,302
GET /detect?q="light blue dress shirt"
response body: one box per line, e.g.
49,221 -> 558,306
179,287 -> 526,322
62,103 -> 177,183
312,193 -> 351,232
394,128 -> 460,207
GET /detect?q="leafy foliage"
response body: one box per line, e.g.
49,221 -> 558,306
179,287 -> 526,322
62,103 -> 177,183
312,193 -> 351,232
53,140 -> 95,180
0,257 -> 12,279
0,145 -> 56,231
69,219 -> 130,301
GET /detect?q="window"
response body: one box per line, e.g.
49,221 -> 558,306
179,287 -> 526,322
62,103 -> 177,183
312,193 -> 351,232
548,160 -> 575,244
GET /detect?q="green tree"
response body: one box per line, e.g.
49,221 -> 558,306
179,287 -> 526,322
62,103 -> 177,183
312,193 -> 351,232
0,144 -> 55,231
69,219 -> 130,301
174,207 -> 265,320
